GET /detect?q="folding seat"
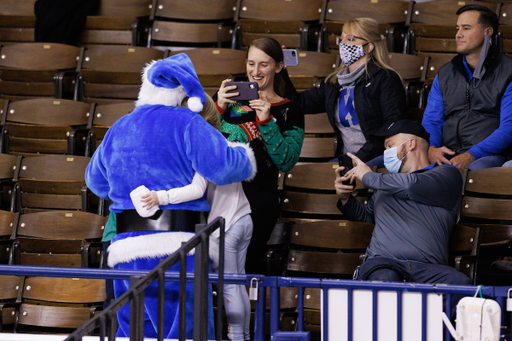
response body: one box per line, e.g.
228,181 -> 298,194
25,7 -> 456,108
318,0 -> 409,53
285,220 -> 374,277
169,48 -> 246,96
232,0 -> 322,51
404,1 -> 499,55
299,137 -> 336,163
458,167 -> 512,285
304,113 -> 333,137
10,276 -> 105,333
0,210 -> 17,264
0,98 -> 91,156
0,43 -> 81,101
0,275 -> 22,332
11,155 -> 95,214
416,52 -> 456,107
75,45 -> 166,104
448,224 -> 481,285
79,0 -> 152,46
286,51 -> 337,91
0,0 -> 36,46
148,0 -> 237,50
279,162 -> 368,223
86,102 -> 135,157
0,153 -> 18,211
498,3 -> 512,54
10,210 -> 106,268
387,52 -> 428,107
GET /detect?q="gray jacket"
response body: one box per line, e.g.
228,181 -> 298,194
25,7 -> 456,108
338,164 -> 462,265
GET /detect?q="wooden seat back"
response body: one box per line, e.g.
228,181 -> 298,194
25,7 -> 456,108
0,43 -> 80,71
238,0 -> 321,22
299,137 -> 335,161
304,113 -> 333,136
153,0 -> 236,20
323,0 -> 408,24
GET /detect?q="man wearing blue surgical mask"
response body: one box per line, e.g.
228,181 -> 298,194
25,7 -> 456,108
334,119 -> 470,285
422,4 -> 512,170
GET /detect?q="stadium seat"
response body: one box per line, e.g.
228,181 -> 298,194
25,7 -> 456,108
12,276 -> 105,333
80,0 -> 152,46
0,43 -> 81,101
10,211 -> 106,268
0,0 -> 36,46
449,224 -> 481,285
169,48 -> 246,96
404,1 -> 499,55
299,137 -> 336,162
459,167 -> 512,285
0,153 -> 18,211
279,162 -> 368,222
75,45 -> 166,104
387,52 -> 428,107
416,52 -> 456,107
0,210 -> 17,264
148,0 -> 236,50
0,98 -> 91,156
0,275 -> 22,332
286,51 -> 337,90
498,3 -> 512,54
11,155 -> 94,214
232,0 -> 322,51
318,0 -> 408,53
304,113 -> 333,136
85,102 -> 135,157
285,220 -> 374,277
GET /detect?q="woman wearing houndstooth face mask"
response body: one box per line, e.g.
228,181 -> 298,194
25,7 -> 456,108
338,35 -> 368,66
281,17 -> 408,172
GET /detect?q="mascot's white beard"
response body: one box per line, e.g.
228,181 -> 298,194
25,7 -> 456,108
135,60 -> 188,108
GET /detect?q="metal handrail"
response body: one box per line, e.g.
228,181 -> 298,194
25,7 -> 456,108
57,216 -> 227,341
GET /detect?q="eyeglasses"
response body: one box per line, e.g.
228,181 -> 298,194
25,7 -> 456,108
336,35 -> 368,46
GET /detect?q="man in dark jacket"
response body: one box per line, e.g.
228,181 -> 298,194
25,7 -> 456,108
422,4 -> 512,170
335,119 -> 470,285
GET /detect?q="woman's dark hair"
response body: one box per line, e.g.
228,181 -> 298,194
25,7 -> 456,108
456,4 -> 498,36
248,37 -> 285,96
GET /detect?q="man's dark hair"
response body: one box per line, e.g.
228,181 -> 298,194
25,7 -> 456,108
456,4 -> 498,35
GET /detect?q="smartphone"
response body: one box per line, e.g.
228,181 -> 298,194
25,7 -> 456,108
338,154 -> 353,186
225,81 -> 259,101
283,49 -> 299,67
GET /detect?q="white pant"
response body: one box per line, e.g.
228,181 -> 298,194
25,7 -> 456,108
215,214 -> 253,341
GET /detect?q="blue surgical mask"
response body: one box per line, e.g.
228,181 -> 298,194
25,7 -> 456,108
384,139 -> 410,174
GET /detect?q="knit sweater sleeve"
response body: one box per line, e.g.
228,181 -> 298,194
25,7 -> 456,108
257,102 -> 305,172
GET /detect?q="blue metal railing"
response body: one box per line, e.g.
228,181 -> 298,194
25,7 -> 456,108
1,266 -> 511,341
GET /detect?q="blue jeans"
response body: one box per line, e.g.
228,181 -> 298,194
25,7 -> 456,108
357,256 -> 471,285
467,155 -> 506,170
214,214 -> 253,341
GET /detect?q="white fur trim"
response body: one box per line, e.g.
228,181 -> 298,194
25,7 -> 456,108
107,232 -> 222,268
108,232 -> 194,267
227,141 -> 257,181
187,97 -> 203,113
135,60 -> 188,107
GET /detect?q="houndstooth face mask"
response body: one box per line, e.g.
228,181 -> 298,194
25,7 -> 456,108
339,41 -> 366,66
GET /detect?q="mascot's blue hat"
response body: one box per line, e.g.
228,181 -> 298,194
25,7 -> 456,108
136,53 -> 206,112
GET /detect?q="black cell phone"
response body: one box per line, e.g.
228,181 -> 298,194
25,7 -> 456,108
225,81 -> 259,101
338,154 -> 354,186
283,49 -> 299,66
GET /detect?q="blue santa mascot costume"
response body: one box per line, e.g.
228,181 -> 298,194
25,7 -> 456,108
85,53 -> 257,339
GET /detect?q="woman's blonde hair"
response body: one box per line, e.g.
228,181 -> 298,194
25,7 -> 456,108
326,17 -> 398,83
182,94 -> 221,131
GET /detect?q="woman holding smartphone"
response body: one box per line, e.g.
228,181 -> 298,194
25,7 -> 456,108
214,37 -> 304,275
282,17 -> 407,165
